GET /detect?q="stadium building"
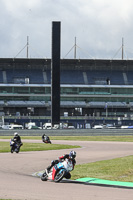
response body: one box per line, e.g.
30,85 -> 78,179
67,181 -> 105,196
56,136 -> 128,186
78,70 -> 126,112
0,58 -> 133,127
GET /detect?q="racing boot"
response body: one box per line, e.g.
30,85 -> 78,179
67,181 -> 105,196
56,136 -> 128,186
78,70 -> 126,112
46,166 -> 51,174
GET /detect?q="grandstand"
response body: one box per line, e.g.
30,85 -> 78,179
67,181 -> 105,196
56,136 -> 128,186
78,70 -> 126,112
0,58 -> 133,127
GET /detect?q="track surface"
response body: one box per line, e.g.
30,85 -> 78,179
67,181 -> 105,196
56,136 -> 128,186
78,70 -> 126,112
0,139 -> 133,200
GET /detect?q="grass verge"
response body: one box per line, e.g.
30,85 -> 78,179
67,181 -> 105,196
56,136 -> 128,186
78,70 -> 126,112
1,135 -> 133,142
49,135 -> 133,142
0,141 -> 80,153
71,155 -> 133,182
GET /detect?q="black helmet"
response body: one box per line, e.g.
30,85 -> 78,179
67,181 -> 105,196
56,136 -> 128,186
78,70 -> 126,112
69,151 -> 76,159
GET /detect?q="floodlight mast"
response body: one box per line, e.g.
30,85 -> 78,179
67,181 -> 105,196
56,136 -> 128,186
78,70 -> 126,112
27,36 -> 29,58
122,37 -> 124,60
74,37 -> 76,59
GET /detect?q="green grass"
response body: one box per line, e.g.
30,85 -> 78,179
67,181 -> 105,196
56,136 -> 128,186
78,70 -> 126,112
0,141 -> 80,153
1,135 -> 133,142
71,155 -> 133,182
49,135 -> 133,142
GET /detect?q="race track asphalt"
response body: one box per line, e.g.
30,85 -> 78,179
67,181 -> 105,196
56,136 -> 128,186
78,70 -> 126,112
0,139 -> 133,200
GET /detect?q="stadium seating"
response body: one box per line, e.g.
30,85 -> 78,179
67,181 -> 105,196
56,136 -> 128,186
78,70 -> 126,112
60,70 -> 84,84
0,71 -> 3,83
2,68 -> 133,85
125,72 -> 133,85
86,70 -> 124,85
5,69 -> 44,84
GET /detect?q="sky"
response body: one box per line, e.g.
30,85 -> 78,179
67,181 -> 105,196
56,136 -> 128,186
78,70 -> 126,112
1,0 -> 133,59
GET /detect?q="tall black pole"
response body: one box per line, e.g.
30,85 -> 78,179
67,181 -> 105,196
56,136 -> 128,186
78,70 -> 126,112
51,21 -> 61,126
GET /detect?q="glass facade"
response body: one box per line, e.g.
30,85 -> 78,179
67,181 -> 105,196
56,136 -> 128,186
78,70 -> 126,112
1,85 -> 133,102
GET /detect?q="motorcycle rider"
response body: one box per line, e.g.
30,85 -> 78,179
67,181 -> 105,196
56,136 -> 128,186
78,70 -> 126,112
13,132 -> 22,146
46,150 -> 76,178
42,133 -> 50,143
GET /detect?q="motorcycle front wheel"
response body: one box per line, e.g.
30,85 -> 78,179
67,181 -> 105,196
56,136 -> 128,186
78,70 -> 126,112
54,170 -> 65,182
11,147 -> 14,153
41,172 -> 48,181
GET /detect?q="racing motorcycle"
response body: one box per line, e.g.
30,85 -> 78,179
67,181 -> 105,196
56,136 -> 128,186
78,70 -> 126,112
10,139 -> 23,153
41,159 -> 73,182
42,136 -> 52,144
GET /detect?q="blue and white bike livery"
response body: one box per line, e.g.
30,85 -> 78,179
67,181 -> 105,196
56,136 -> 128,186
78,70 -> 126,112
41,159 -> 73,182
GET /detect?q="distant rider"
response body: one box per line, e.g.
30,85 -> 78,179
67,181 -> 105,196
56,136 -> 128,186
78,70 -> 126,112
42,133 -> 50,143
46,150 -> 76,178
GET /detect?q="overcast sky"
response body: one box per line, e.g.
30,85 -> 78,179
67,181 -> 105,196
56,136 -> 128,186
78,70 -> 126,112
1,0 -> 133,59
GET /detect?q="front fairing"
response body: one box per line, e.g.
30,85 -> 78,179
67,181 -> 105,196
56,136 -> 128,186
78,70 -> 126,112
46,160 -> 73,181
61,159 -> 73,171
10,140 -> 15,146
54,159 -> 73,172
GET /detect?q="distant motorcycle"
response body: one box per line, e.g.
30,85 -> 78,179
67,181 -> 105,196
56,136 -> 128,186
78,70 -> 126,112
10,139 -> 23,153
42,136 -> 52,144
41,159 -> 73,182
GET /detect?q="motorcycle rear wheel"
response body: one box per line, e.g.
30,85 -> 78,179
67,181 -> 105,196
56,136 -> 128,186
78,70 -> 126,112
16,147 -> 20,153
54,170 -> 65,182
41,172 -> 48,181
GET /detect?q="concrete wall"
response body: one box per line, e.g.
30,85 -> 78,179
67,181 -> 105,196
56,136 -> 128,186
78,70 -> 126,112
0,129 -> 133,136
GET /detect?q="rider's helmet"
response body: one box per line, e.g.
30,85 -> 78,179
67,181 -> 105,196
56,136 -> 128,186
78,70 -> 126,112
69,151 -> 76,160
14,132 -> 18,136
